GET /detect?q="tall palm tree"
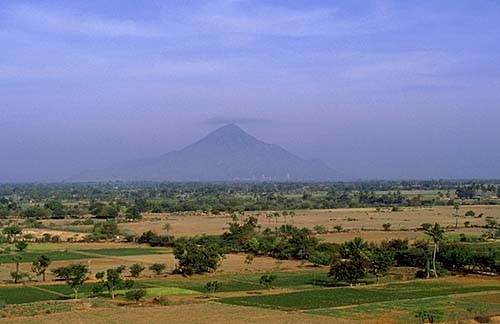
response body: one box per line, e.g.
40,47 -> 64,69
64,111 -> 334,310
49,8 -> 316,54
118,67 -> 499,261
424,223 -> 445,278
453,201 -> 461,228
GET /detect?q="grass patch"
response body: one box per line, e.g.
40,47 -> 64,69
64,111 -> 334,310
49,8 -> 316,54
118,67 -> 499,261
0,251 -> 100,264
145,287 -> 199,296
307,293 -> 500,323
0,287 -> 64,305
219,280 -> 500,311
142,271 -> 334,293
77,248 -> 167,256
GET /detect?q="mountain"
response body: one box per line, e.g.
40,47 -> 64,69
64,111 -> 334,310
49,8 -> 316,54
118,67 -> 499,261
71,124 -> 338,182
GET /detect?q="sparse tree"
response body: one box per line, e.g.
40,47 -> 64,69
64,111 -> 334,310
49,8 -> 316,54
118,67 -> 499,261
52,264 -> 89,299
149,263 -> 167,276
382,223 -> 391,231
15,241 -> 28,252
162,223 -> 172,233
129,263 -> 146,278
205,280 -> 222,294
11,255 -> 25,284
95,267 -> 131,299
125,289 -> 147,303
259,274 -> 277,289
3,225 -> 22,243
32,254 -> 51,281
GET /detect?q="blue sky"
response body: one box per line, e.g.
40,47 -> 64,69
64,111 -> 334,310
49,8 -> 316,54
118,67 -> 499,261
1,0 -> 499,182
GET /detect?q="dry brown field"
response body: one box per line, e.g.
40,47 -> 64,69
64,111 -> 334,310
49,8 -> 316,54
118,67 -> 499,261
116,205 -> 499,242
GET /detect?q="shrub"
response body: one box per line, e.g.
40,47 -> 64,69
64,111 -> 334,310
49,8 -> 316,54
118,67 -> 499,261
149,263 -> 167,276
125,289 -> 147,302
313,225 -> 328,234
129,263 -> 146,278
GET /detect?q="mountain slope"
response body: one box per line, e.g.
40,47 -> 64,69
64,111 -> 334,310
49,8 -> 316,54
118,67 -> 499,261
71,124 -> 338,182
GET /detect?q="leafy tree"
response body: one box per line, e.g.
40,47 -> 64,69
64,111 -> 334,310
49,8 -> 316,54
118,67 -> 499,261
20,206 -> 51,219
125,206 -> 142,221
205,281 -> 222,293
245,254 -> 254,266
149,263 -> 167,276
15,241 -> 28,252
44,200 -> 65,216
369,248 -> 394,283
11,255 -> 24,284
93,204 -> 119,218
90,220 -> 120,240
125,289 -> 147,303
308,251 -> 331,266
334,225 -> 343,232
94,267 -> 131,299
2,225 -> 22,243
259,274 -> 277,289
173,239 -> 223,275
329,237 -> 370,286
52,264 -> 89,299
424,223 -> 445,278
32,254 -> 51,281
129,263 -> 146,278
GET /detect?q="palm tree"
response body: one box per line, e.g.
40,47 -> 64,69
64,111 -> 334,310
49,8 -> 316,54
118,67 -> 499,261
265,213 -> 273,228
424,223 -> 445,278
453,201 -> 461,228
289,211 -> 296,225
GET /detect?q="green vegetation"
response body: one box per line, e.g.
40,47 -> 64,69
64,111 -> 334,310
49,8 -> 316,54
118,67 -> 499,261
219,280 -> 500,311
77,248 -> 167,256
1,181 -> 499,218
0,251 -> 98,264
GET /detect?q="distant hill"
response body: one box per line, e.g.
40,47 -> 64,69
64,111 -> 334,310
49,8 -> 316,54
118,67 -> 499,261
70,124 -> 339,182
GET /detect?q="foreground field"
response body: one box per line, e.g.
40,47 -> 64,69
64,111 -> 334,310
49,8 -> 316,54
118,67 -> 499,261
0,276 -> 498,323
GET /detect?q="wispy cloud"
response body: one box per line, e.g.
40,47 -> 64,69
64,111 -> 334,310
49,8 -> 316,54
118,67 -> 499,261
7,5 -> 165,37
193,0 -> 394,37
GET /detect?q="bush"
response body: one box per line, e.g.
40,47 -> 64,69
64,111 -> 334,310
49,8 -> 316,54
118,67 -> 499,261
125,289 -> 147,302
149,263 -> 167,276
313,225 -> 328,234
129,263 -> 146,278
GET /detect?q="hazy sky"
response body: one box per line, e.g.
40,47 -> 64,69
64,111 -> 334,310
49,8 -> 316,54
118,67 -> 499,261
1,0 -> 500,182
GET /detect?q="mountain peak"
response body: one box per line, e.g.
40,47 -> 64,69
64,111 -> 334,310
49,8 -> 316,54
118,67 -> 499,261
190,124 -> 260,150
208,123 -> 251,138
72,123 -> 339,182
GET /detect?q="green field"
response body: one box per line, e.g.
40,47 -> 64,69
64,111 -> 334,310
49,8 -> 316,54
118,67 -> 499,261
307,293 -> 500,323
0,286 -> 64,305
0,251 -> 99,264
218,280 -> 500,311
0,269 -> 498,324
77,248 -> 168,256
0,247 -> 168,264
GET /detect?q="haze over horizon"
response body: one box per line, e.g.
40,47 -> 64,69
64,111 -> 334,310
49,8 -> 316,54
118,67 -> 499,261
1,1 -> 500,182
